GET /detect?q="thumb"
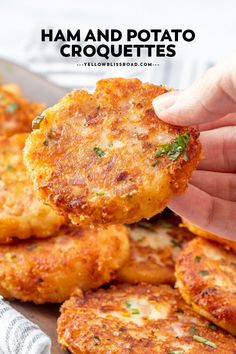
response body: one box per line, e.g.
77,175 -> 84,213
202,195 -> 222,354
152,55 -> 236,126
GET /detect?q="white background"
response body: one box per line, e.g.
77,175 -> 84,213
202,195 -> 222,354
0,0 -> 235,90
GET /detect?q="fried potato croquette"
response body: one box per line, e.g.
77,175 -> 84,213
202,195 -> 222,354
0,133 -> 65,243
181,218 -> 236,251
57,283 -> 236,354
176,237 -> 236,336
0,224 -> 129,304
24,78 -> 201,226
116,218 -> 194,285
0,84 -> 44,136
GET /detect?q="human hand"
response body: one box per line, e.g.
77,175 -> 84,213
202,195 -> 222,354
152,55 -> 236,240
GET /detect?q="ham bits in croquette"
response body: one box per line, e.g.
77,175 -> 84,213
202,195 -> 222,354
24,78 -> 201,225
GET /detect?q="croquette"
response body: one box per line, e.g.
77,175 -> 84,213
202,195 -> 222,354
176,237 -> 236,336
0,224 -> 129,303
181,218 -> 236,251
116,218 -> 194,285
0,133 -> 65,243
24,78 -> 201,226
57,283 -> 236,353
0,83 -> 44,136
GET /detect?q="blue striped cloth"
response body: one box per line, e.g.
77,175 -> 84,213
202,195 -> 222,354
0,297 -> 51,354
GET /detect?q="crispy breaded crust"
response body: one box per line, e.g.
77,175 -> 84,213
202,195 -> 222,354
24,78 -> 201,225
57,283 -> 236,353
176,237 -> 236,335
0,224 -> 129,303
0,133 -> 65,243
116,218 -> 194,285
0,84 -> 44,136
181,218 -> 236,251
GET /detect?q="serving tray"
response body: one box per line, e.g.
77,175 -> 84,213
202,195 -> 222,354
0,58 -> 68,353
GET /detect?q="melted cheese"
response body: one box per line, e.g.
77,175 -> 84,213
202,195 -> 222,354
102,297 -> 170,326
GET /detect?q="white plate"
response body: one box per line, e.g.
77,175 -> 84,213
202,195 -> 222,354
0,58 -> 67,106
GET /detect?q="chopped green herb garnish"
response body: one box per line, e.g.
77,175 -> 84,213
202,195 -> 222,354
0,94 -> 5,100
43,140 -> 49,146
155,132 -> 190,161
155,145 -> 171,158
96,191 -> 105,196
93,335 -> 101,345
125,301 -> 140,315
138,221 -> 152,228
189,325 -> 197,335
108,142 -> 113,147
199,270 -> 210,276
137,236 -> 146,243
168,351 -> 185,354
6,165 -> 15,171
192,335 -> 217,348
151,160 -> 159,167
93,147 -> 105,157
6,102 -> 18,113
32,114 -> 45,129
208,322 -> 217,330
125,301 -> 132,309
131,308 -> 140,315
137,221 -> 155,231
26,244 -> 38,251
195,256 -> 201,263
171,239 -> 183,247
158,220 -> 173,228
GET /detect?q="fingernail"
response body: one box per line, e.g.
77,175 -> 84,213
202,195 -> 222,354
152,92 -> 178,114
